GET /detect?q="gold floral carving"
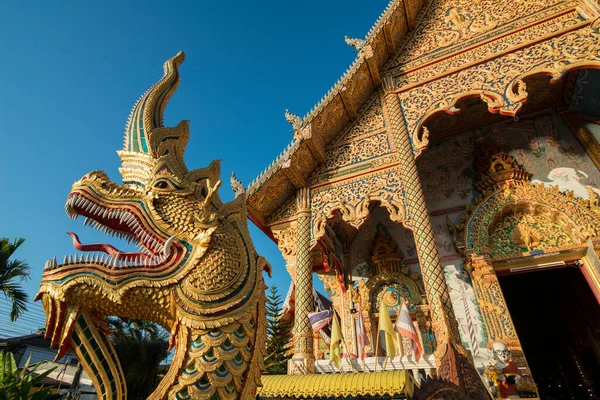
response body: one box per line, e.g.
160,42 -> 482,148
391,0 -> 579,71
310,168 -> 405,244
452,181 -> 600,258
393,9 -> 587,89
465,255 -> 518,345
267,196 -> 297,226
273,226 -> 298,280
396,24 -> 600,137
308,94 -> 393,185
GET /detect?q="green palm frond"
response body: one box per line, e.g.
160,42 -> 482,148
0,237 -> 31,321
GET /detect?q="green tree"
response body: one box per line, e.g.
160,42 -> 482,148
0,238 -> 30,321
107,318 -> 169,400
0,350 -> 61,400
264,286 -> 293,374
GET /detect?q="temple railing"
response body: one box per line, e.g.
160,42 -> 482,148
313,355 -> 436,384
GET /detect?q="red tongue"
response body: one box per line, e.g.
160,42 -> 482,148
67,232 -> 151,262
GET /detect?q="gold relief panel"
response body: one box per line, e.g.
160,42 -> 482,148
293,145 -> 317,175
392,8 -> 586,89
390,0 -> 575,70
335,94 -> 384,143
344,63 -> 374,106
267,196 -> 297,226
313,95 -> 348,142
320,132 -> 391,174
452,181 -> 600,258
370,34 -> 389,68
308,153 -> 400,187
384,9 -> 409,49
397,24 -> 600,137
308,95 -> 389,184
310,168 -> 405,244
252,170 -> 296,215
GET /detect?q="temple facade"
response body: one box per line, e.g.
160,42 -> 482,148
250,0 -> 600,399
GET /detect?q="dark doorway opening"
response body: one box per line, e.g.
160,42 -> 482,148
499,266 -> 600,399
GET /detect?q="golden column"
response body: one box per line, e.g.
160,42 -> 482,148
381,83 -> 487,398
290,187 -> 315,374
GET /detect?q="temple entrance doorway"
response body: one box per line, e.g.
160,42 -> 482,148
497,265 -> 600,399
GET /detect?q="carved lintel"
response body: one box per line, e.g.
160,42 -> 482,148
282,159 -> 308,189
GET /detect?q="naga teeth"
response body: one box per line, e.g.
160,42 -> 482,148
44,258 -> 57,271
163,235 -> 177,258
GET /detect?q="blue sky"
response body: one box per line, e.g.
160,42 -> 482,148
0,0 -> 389,337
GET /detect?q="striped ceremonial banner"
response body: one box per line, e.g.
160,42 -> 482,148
308,310 -> 333,333
395,302 -> 422,362
356,301 -> 369,359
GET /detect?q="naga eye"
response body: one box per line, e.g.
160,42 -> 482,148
153,180 -> 173,190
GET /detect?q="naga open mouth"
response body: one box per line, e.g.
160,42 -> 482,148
42,190 -> 181,273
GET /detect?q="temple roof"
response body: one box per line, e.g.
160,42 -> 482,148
259,370 -> 414,398
246,0 -> 426,233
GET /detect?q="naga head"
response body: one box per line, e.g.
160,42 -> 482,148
37,52 -> 269,381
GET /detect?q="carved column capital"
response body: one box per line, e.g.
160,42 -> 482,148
296,187 -> 310,214
273,225 -> 298,281
381,74 -> 397,96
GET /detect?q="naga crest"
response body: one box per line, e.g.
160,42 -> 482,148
37,52 -> 270,400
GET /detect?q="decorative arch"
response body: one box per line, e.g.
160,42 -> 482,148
396,21 -> 600,156
309,168 -> 406,244
454,181 -> 600,258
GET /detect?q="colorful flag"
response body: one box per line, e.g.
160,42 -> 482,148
356,301 -> 369,359
308,310 -> 333,334
329,312 -> 343,371
378,300 -> 398,358
395,302 -> 423,362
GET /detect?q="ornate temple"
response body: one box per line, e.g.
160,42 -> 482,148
34,1 -> 600,399
247,0 -> 600,398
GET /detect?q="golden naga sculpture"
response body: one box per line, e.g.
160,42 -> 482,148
36,52 -> 270,400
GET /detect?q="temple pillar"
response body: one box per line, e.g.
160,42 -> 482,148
381,84 -> 488,398
289,187 -> 315,374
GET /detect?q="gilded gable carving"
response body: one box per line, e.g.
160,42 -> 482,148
308,95 -> 389,183
344,96 -> 384,141
267,196 -> 297,226
321,132 -> 391,173
397,24 -> 600,137
390,0 -> 571,69
391,8 -> 586,88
